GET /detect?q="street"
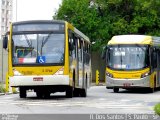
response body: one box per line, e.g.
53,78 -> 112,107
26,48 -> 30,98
0,86 -> 159,114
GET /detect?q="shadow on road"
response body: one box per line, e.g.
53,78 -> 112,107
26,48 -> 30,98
111,88 -> 160,94
25,96 -> 67,100
23,93 -> 69,100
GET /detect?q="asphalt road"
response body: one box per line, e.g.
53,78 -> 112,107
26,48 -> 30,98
0,86 -> 159,114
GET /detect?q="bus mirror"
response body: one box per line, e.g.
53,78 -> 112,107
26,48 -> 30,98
92,42 -> 96,45
101,51 -> 106,59
101,46 -> 107,59
153,52 -> 157,68
3,35 -> 8,49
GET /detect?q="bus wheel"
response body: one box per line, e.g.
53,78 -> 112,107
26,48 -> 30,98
149,88 -> 154,93
73,88 -> 79,97
80,76 -> 87,97
66,86 -> 73,98
80,89 -> 87,97
113,88 -> 119,93
73,70 -> 78,97
19,87 -> 27,98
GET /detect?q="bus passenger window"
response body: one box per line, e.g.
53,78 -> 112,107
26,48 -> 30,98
153,51 -> 157,68
78,39 -> 82,62
69,37 -> 74,56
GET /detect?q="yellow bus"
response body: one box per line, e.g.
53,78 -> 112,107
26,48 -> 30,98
102,35 -> 160,93
3,20 -> 91,98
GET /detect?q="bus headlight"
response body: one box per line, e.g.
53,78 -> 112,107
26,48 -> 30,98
54,67 -> 64,75
141,72 -> 150,78
106,72 -> 113,78
13,70 -> 22,76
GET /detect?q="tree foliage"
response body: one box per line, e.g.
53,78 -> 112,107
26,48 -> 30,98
54,0 -> 160,51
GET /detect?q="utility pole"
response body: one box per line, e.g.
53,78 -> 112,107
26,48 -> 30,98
2,0 -> 8,83
16,0 -> 17,21
1,36 -> 3,83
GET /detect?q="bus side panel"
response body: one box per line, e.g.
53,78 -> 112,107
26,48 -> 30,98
64,22 -> 70,79
8,23 -> 14,77
67,24 -> 76,88
150,71 -> 156,88
106,67 -> 152,88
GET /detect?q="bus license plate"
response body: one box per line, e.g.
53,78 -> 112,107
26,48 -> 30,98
33,77 -> 43,81
123,83 -> 131,87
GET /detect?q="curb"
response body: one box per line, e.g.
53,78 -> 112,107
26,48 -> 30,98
0,92 -> 19,96
91,83 -> 105,86
0,93 -> 5,96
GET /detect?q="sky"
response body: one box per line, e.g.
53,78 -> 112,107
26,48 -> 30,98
12,0 -> 62,22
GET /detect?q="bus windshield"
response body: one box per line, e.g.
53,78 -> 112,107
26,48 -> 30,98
12,33 -> 64,65
107,45 -> 149,70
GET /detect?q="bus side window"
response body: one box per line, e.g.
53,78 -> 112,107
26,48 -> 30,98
88,44 -> 91,54
158,49 -> 160,70
74,36 -> 78,58
78,38 -> 82,62
83,42 -> 86,64
153,50 -> 157,68
83,42 -> 90,65
68,31 -> 75,58
151,48 -> 157,69
69,37 -> 73,56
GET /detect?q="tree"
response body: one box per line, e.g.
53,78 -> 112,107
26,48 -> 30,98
54,0 -> 160,51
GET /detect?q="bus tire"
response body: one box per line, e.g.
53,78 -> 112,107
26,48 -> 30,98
149,88 -> 154,93
19,87 -> 26,98
66,86 -> 73,98
113,88 -> 119,93
73,88 -> 79,97
73,70 -> 79,97
43,89 -> 51,99
80,89 -> 87,97
80,74 -> 87,97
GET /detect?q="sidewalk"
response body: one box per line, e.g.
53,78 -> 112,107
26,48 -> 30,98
0,84 -> 18,95
0,83 -> 105,96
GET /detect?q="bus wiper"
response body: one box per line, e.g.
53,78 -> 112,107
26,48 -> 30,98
40,32 -> 53,55
117,45 -> 123,67
24,35 -> 32,47
41,32 -> 53,47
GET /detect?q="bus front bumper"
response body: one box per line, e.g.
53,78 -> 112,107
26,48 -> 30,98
106,76 -> 150,88
10,75 -> 70,87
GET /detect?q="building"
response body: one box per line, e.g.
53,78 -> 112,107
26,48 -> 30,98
0,0 -> 12,38
0,0 -> 12,83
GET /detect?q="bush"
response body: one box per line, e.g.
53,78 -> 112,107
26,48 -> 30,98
154,103 -> 160,115
12,88 -> 18,94
0,83 -> 6,93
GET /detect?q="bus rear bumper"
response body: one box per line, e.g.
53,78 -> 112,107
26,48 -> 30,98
10,75 -> 70,87
106,76 -> 150,88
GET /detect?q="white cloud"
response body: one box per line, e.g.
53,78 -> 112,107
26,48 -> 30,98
13,0 -> 62,22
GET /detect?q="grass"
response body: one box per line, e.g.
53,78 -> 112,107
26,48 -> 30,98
154,103 -> 160,115
12,87 -> 18,94
0,83 -> 6,93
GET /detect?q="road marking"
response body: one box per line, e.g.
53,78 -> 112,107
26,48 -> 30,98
0,92 -> 156,113
0,98 -> 153,112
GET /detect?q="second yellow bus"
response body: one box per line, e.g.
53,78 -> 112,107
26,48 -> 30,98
102,35 -> 160,93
